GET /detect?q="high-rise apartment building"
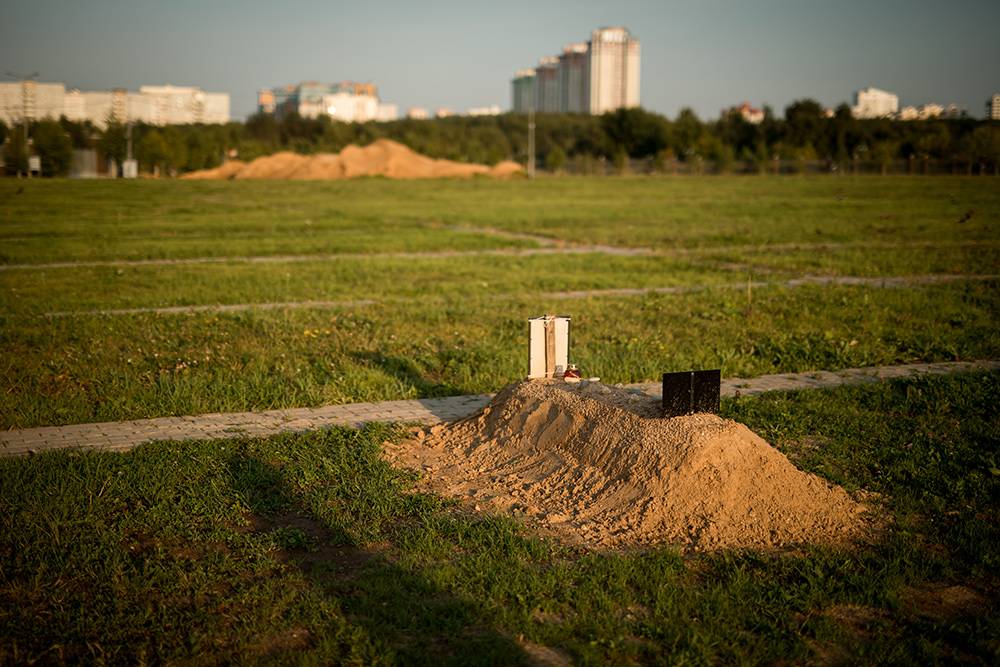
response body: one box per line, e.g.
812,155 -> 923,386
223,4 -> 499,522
510,26 -> 640,115
988,94 -> 1000,120
511,69 -> 536,113
558,43 -> 589,113
587,27 -> 640,114
534,57 -> 561,113
851,87 -> 899,119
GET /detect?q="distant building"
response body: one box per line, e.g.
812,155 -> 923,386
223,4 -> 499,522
257,81 -> 392,123
989,94 -> 1000,120
0,81 -> 65,124
851,87 -> 899,119
534,56 -> 561,113
467,105 -> 501,116
898,103 -> 946,121
558,43 -> 589,113
723,101 -> 764,124
0,80 -> 229,129
510,26 -> 640,115
511,69 -> 535,113
435,107 -> 455,118
587,27 -> 640,114
376,103 -> 398,122
941,103 -> 967,119
406,107 -> 429,120
919,103 -> 944,119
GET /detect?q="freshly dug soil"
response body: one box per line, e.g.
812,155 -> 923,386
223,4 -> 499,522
181,139 -> 523,180
180,159 -> 246,180
386,380 -> 871,551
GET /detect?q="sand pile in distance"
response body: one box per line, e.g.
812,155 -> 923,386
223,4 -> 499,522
181,139 -> 523,180
180,159 -> 246,180
388,380 -> 870,551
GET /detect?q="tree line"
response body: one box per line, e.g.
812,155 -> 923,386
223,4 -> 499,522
2,99 -> 999,177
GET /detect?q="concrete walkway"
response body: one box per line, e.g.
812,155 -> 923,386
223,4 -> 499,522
4,238 -> 992,273
2,360 -> 997,457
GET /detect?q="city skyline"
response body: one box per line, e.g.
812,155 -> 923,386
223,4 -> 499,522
2,0 -> 998,120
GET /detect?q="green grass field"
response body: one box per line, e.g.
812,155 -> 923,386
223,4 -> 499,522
3,373 -> 998,664
1,176 -> 998,429
2,175 -> 999,663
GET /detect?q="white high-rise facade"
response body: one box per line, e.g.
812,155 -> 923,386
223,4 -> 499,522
587,27 -> 641,114
510,26 -> 640,115
852,87 -> 899,119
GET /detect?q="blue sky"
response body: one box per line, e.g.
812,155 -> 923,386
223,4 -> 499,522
3,0 -> 998,120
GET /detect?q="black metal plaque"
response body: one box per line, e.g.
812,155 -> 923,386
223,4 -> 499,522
662,370 -> 721,417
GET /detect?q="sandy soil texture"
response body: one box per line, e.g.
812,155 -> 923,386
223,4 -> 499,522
182,139 -> 523,180
386,380 -> 872,551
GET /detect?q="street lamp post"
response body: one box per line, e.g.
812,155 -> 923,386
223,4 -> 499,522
3,70 -> 39,178
527,108 -> 535,179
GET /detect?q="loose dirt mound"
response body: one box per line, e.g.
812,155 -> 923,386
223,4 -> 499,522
180,159 -> 246,180
181,139 -> 523,180
387,380 -> 871,551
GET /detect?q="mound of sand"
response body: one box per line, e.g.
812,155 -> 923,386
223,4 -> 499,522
180,159 -> 246,180
181,139 -> 523,180
387,380 -> 871,551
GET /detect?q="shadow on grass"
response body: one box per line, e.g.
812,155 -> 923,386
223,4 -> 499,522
353,351 -> 466,397
226,454 -> 528,665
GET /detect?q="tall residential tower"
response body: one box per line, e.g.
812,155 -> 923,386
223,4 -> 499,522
510,27 -> 640,115
586,27 -> 641,114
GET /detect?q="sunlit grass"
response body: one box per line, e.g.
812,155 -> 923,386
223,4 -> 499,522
2,373 -> 997,663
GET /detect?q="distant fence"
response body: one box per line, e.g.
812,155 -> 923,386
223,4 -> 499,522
555,158 -> 1000,176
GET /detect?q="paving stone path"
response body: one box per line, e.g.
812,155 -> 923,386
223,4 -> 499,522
3,360 -> 997,457
4,238 -> 991,272
1,245 -> 654,272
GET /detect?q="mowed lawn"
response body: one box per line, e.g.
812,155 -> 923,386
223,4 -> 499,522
1,176 -> 999,664
1,176 -> 999,428
2,373 -> 998,663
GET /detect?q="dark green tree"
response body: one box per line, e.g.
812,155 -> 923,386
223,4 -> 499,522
673,108 -> 703,157
784,99 -> 826,148
99,120 -> 128,171
4,125 -> 29,174
546,145 -> 566,172
31,120 -> 74,176
136,128 -> 170,174
600,107 -> 670,157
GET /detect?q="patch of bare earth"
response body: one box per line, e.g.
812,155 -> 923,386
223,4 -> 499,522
385,380 -> 873,551
807,586 -> 991,664
901,584 -> 989,620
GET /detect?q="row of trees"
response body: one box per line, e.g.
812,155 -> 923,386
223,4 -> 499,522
3,100 -> 1000,177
